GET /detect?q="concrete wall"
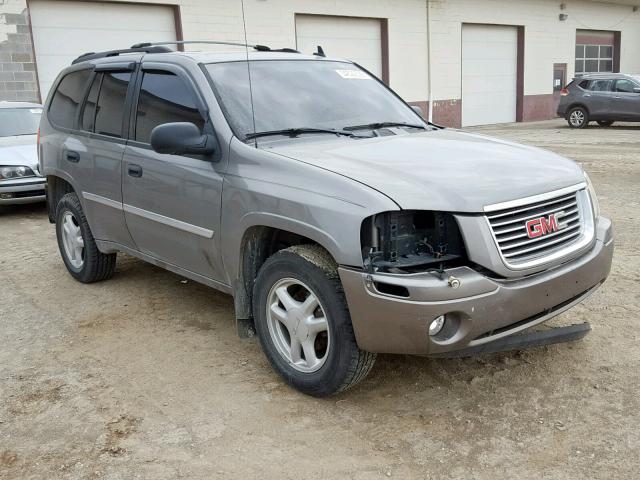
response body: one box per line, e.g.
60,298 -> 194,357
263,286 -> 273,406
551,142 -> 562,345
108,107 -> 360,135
0,0 -> 38,102
2,0 -> 639,123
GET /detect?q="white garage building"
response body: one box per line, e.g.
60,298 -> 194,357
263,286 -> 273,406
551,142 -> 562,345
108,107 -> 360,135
1,0 -> 639,127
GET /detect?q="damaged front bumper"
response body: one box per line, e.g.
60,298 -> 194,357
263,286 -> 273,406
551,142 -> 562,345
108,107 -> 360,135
338,217 -> 613,355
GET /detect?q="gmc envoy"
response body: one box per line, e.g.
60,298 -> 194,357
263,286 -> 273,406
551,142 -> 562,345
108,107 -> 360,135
39,43 -> 613,396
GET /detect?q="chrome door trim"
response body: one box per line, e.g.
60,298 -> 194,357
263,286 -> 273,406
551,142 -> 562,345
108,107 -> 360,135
83,192 -> 214,239
123,203 -> 214,239
82,191 -> 122,210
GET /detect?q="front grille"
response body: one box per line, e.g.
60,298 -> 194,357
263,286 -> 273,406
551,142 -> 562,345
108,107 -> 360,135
486,189 -> 586,266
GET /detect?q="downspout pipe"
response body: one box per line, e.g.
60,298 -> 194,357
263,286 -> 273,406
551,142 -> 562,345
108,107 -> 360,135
427,0 -> 434,123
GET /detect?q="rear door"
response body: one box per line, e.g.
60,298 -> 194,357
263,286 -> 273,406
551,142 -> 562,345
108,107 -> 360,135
585,79 -> 614,118
75,66 -> 137,248
612,78 -> 640,120
121,63 -> 225,281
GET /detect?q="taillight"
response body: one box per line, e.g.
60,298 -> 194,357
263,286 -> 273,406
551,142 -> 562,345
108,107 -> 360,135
560,88 -> 569,96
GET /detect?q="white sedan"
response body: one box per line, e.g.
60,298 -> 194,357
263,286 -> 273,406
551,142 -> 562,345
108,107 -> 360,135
0,102 -> 45,205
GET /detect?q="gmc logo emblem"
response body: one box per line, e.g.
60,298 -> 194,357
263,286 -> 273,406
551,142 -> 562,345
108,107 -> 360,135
526,213 -> 565,239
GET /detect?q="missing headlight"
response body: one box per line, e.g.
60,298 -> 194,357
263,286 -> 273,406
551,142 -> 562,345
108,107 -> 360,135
361,211 -> 467,273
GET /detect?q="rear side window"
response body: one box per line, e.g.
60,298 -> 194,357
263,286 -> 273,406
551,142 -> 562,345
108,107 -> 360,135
134,70 -> 205,144
48,69 -> 92,129
81,73 -> 101,132
587,80 -> 613,92
94,72 -> 131,138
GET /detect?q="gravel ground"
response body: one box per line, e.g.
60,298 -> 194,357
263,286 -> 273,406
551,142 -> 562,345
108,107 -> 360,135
1,119 -> 638,479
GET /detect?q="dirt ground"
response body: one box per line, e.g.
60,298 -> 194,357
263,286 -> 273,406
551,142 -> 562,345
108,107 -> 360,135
1,119 -> 639,479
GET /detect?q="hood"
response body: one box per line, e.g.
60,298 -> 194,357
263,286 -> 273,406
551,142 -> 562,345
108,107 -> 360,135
266,129 -> 585,212
0,135 -> 39,171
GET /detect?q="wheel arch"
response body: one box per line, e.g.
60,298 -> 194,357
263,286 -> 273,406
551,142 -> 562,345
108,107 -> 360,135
232,218 -> 341,338
567,103 -> 590,115
46,175 -> 77,223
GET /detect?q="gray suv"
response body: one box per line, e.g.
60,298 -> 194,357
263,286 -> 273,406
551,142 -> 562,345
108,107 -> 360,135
39,43 -> 613,396
558,73 -> 640,128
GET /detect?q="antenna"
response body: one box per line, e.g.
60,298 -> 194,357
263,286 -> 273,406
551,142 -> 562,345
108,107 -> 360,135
240,0 -> 257,143
314,45 -> 326,57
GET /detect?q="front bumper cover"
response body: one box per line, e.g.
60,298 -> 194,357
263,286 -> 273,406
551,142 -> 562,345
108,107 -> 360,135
0,177 -> 46,204
339,217 -> 613,355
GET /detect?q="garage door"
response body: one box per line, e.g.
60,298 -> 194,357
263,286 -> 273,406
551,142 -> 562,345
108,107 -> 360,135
462,24 -> 518,126
29,1 -> 177,100
295,15 -> 382,78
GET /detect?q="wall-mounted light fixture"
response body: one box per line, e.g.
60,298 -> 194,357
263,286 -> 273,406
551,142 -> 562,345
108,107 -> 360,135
559,13 -> 569,21
560,3 -> 567,10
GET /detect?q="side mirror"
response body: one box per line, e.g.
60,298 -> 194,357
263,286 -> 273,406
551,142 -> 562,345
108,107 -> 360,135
150,122 -> 215,156
411,105 -> 425,118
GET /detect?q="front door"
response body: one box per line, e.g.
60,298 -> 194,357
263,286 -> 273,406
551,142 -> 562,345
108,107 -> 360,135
121,66 -> 225,281
612,78 -> 640,120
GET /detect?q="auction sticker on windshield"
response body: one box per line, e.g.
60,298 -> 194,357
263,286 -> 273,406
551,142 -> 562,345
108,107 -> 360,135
335,69 -> 370,80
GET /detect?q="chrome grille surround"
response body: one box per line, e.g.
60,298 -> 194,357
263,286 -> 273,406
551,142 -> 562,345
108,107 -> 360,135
484,183 -> 595,270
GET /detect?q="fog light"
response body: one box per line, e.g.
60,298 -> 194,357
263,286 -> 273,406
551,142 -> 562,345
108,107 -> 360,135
429,315 -> 446,336
0,193 -> 13,199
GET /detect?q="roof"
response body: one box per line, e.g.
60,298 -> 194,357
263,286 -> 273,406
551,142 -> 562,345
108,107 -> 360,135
578,72 -> 636,79
0,101 -> 42,109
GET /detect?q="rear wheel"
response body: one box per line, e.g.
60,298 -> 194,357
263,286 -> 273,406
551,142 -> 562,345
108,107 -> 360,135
567,106 -> 589,128
597,120 -> 614,127
55,192 -> 116,283
253,245 -> 376,396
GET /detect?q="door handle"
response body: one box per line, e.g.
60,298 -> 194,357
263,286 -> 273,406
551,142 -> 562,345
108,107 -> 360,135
65,150 -> 80,163
613,96 -> 621,99
127,164 -> 143,178
584,94 -> 591,97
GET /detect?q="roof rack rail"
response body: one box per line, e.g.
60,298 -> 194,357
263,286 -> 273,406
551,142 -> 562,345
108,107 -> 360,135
72,45 -> 172,64
72,40 -> 302,65
131,40 -> 300,54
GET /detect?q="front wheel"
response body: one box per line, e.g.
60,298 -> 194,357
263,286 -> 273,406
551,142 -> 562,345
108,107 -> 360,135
567,106 -> 589,128
253,245 -> 376,396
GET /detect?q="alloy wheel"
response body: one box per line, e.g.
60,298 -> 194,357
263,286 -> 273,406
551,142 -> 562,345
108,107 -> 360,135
569,110 -> 585,127
266,278 -> 330,373
61,210 -> 85,269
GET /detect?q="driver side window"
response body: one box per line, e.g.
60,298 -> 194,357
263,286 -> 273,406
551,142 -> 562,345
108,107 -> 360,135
615,79 -> 637,93
134,70 -> 205,144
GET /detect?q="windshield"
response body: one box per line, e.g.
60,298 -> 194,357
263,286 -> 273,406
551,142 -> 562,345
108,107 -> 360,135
205,60 -> 425,140
0,107 -> 42,137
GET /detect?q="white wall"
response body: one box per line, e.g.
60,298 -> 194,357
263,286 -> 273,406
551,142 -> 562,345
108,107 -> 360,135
155,0 -> 430,103
20,0 -> 640,106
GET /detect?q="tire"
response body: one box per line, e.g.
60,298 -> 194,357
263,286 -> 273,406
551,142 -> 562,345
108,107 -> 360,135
253,244 -> 376,396
597,120 -> 614,127
567,106 -> 589,128
55,192 -> 116,283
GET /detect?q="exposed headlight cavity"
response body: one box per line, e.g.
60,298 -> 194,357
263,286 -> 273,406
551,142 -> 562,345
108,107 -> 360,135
360,210 -> 467,273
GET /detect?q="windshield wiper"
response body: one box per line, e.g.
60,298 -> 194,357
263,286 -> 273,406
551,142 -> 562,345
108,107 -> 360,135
343,122 -> 428,131
245,127 -> 367,141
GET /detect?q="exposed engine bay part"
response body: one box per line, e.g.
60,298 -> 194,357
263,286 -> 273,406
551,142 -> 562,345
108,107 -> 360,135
361,211 -> 467,274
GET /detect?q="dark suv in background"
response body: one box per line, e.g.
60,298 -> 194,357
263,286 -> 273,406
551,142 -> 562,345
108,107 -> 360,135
558,73 -> 640,128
